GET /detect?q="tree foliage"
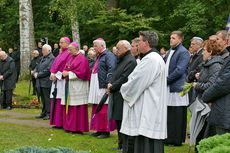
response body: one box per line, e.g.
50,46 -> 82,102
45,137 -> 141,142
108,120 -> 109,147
0,0 -> 229,51
87,8 -> 160,48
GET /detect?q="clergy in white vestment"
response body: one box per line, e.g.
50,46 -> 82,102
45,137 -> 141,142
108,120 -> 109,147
164,31 -> 190,146
120,31 -> 167,153
49,37 -> 71,128
61,42 -> 91,133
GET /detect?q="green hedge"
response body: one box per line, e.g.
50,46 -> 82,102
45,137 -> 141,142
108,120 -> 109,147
4,146 -> 89,153
197,133 -> 230,153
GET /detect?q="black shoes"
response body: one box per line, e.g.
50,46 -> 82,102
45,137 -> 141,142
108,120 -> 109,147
97,132 -> 110,139
6,106 -> 12,110
91,131 -> 102,137
43,115 -> 50,120
35,114 -> 45,119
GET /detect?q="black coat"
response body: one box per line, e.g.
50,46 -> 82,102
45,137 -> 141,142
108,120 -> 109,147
52,48 -> 59,57
195,56 -> 224,99
110,52 -> 137,120
0,56 -> 16,90
34,53 -> 55,88
202,55 -> 230,129
29,56 -> 41,71
37,47 -> 43,57
11,50 -> 20,72
87,57 -> 96,72
187,49 -> 203,82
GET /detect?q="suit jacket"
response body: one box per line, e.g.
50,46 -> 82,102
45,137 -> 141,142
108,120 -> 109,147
110,52 -> 137,120
34,53 -> 55,88
0,56 -> 16,90
97,49 -> 117,88
164,43 -> 190,92
187,49 -> 203,82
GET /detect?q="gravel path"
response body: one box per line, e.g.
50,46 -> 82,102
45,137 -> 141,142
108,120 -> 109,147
0,111 -> 50,128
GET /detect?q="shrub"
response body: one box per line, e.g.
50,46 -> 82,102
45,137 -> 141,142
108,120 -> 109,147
197,133 -> 230,153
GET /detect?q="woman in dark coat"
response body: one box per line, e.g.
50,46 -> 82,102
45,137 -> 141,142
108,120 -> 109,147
192,40 -> 224,152
202,52 -> 230,135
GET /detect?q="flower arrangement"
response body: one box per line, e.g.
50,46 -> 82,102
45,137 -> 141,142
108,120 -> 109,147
180,82 -> 193,97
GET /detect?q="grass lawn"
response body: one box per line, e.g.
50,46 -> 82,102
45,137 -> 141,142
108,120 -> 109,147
0,80 -> 195,153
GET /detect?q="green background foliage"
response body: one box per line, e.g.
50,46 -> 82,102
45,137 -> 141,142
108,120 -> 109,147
0,0 -> 229,51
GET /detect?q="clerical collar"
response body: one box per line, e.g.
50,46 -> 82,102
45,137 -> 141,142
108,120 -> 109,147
135,55 -> 139,59
140,48 -> 153,59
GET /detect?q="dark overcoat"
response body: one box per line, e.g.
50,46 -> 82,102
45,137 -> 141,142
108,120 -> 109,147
0,56 -> 16,90
202,55 -> 230,130
110,52 -> 137,120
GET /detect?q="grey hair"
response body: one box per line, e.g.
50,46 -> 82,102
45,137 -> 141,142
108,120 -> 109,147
88,50 -> 95,56
33,50 -> 39,55
216,30 -> 229,40
42,44 -> 52,52
93,39 -> 106,48
191,37 -> 203,45
119,40 -> 131,50
83,45 -> 88,49
0,51 -> 7,56
79,50 -> 85,55
139,31 -> 159,48
131,37 -> 140,44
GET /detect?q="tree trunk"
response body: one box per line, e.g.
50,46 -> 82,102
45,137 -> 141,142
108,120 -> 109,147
106,0 -> 118,10
71,16 -> 81,48
70,0 -> 80,48
29,0 -> 36,60
19,0 -> 35,77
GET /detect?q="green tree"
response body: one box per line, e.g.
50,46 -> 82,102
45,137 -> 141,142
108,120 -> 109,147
87,8 -> 160,49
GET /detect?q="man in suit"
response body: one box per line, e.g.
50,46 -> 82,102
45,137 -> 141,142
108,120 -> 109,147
107,40 -> 137,152
34,44 -> 55,120
0,51 -> 16,110
187,37 -> 204,103
164,31 -> 190,146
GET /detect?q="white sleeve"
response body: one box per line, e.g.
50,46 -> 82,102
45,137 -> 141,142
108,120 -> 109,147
69,71 -> 78,80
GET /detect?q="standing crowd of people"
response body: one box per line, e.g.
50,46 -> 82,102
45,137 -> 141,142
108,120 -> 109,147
0,28 -> 230,153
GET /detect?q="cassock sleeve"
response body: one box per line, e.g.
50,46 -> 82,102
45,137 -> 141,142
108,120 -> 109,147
121,56 -> 161,107
69,71 -> 78,80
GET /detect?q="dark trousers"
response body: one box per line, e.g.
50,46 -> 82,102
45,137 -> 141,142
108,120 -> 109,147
134,136 -> 164,153
40,87 -> 51,116
165,106 -> 187,146
123,134 -> 134,153
32,77 -> 36,94
16,68 -> 20,83
1,90 -> 13,108
216,127 -> 230,135
116,120 -> 123,149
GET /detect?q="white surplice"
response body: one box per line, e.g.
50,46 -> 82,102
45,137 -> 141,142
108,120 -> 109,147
165,50 -> 189,106
120,52 -> 167,140
50,71 -> 65,99
61,72 -> 89,106
88,73 -> 109,104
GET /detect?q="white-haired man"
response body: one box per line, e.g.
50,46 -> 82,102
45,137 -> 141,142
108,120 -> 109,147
107,40 -> 137,152
0,51 -> 16,110
187,37 -> 204,103
34,44 -> 55,120
88,38 -> 117,139
29,50 -> 41,96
